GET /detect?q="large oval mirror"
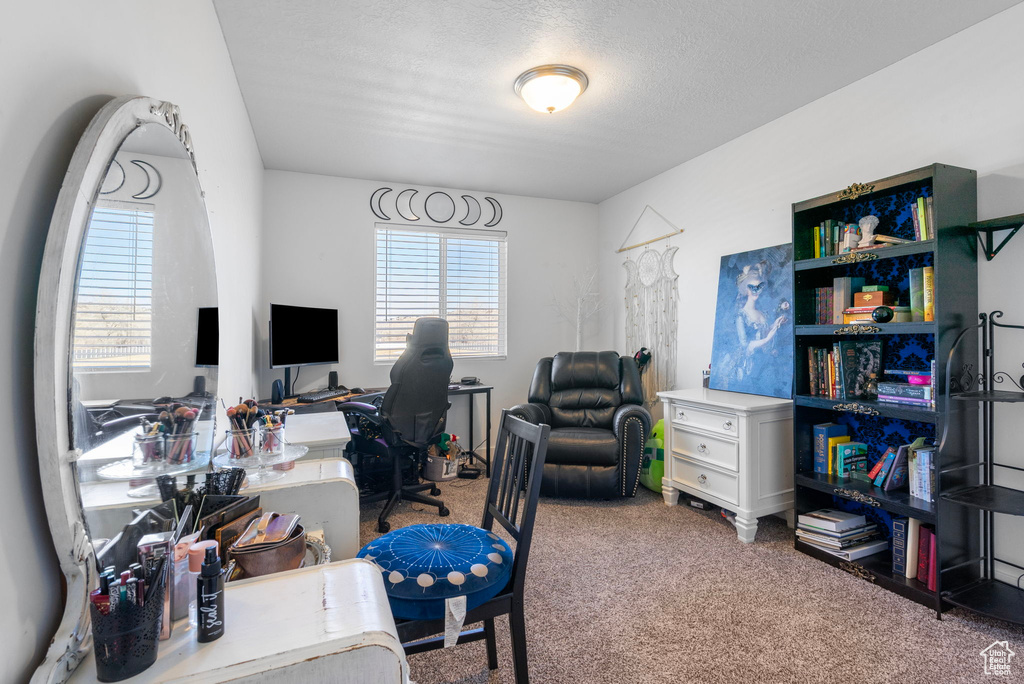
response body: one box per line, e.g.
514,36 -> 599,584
34,96 -> 218,682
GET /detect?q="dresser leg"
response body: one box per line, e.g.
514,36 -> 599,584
661,483 -> 679,506
784,509 -> 795,529
734,513 -> 758,543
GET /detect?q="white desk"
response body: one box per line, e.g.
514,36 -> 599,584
81,459 -> 360,560
69,559 -> 409,683
284,411 -> 350,460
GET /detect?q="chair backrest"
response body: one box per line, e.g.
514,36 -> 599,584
483,410 -> 551,595
379,317 -> 454,447
526,351 -> 644,429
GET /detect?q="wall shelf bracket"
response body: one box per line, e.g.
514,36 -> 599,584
969,213 -> 1024,261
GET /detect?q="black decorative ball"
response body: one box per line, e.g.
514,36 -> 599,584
871,306 -> 894,323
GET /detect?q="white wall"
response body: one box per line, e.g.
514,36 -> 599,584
0,2 -> 263,681
260,171 -> 600,444
596,4 -> 1024,581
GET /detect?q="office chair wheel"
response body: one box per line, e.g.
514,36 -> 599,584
378,521 -> 391,533
430,485 -> 441,496
439,507 -> 450,517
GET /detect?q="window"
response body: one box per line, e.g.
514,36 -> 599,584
375,224 -> 507,362
72,202 -> 154,371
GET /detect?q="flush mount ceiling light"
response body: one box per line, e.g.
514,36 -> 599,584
513,64 -> 589,114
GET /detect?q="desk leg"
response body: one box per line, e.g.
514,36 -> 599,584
485,389 -> 491,478
468,393 -> 475,469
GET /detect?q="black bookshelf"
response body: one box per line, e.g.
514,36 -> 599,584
791,164 -> 980,620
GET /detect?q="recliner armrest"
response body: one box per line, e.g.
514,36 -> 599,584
336,401 -> 383,422
613,403 -> 652,497
508,402 -> 551,426
612,404 -> 652,439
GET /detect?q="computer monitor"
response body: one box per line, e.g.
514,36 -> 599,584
195,307 -> 219,367
269,303 -> 339,368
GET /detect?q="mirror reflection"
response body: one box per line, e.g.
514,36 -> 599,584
69,122 -> 218,532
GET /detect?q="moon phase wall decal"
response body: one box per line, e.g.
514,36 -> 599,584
395,188 -> 420,221
369,187 -> 502,227
424,192 -> 456,223
484,197 -> 503,227
130,160 -> 162,199
99,160 -> 125,195
460,195 -> 481,226
370,187 -> 392,220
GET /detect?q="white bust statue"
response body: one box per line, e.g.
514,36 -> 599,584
858,215 -> 880,248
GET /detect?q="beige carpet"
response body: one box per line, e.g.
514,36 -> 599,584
359,478 -> 1023,684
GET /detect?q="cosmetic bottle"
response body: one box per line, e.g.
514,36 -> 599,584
197,546 -> 224,642
90,574 -> 111,615
187,540 -> 219,629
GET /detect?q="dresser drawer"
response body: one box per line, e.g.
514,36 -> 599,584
671,455 -> 738,505
669,403 -> 738,437
671,427 -> 738,471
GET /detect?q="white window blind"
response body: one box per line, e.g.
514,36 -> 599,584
375,224 -> 507,362
72,202 -> 154,371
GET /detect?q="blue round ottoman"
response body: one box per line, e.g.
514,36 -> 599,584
358,523 -> 513,620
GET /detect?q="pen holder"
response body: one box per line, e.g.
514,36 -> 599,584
259,423 -> 285,458
132,434 -> 165,468
90,581 -> 166,682
164,432 -> 198,465
226,427 -> 257,459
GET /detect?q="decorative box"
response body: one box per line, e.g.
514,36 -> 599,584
853,291 -> 897,307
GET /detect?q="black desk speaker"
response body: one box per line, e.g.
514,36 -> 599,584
271,379 -> 284,404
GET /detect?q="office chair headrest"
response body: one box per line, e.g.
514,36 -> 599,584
409,317 -> 449,349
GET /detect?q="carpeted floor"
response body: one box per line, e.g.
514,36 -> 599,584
359,478 -> 1023,684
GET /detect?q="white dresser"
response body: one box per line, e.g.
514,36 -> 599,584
658,388 -> 794,543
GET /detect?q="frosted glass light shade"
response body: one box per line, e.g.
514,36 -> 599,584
514,65 -> 588,114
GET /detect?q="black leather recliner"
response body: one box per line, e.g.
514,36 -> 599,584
510,351 -> 652,498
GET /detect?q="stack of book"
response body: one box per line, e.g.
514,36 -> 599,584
796,509 -> 887,560
813,287 -> 834,325
892,517 -> 937,591
877,362 -> 936,408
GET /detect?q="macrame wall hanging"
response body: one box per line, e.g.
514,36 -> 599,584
620,206 -> 682,406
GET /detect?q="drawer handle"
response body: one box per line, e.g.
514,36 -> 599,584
723,420 -> 733,430
697,474 -> 707,485
676,411 -> 686,420
698,443 -> 708,453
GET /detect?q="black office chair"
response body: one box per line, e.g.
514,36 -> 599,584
339,317 -> 453,532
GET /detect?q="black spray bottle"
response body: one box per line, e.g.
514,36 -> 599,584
197,546 -> 225,642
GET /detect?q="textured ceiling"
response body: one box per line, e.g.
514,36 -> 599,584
213,0 -> 1020,203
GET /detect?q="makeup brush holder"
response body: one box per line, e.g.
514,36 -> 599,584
90,581 -> 166,682
132,434 -> 166,469
226,427 -> 258,459
164,432 -> 198,465
258,423 -> 285,458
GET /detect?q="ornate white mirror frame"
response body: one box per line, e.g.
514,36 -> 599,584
33,96 -> 199,684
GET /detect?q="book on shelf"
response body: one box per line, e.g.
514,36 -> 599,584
877,395 -> 933,406
833,277 -> 865,324
911,202 -> 922,241
828,435 -> 851,475
812,423 -> 847,474
927,528 -> 938,591
925,196 -> 935,242
874,234 -> 911,244
843,306 -> 911,324
909,268 -> 926,322
905,518 -> 921,579
868,446 -> 896,480
892,517 -> 909,575
917,525 -> 933,582
836,441 -> 867,476
917,196 -> 929,241
922,265 -> 935,322
797,508 -> 866,532
837,340 -> 882,400
881,443 -> 911,491
863,285 -> 889,293
909,443 -> 936,501
873,447 -> 899,487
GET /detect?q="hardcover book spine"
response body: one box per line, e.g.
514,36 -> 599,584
909,268 -> 925,322
911,203 -> 921,241
868,447 -> 895,480
922,266 -> 935,322
925,196 -> 936,242
892,517 -> 908,576
905,519 -> 921,579
917,196 -> 928,240
873,448 -> 897,486
927,530 -> 938,592
877,383 -> 932,400
917,525 -> 933,582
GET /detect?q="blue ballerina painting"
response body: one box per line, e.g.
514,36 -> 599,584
709,243 -> 794,399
